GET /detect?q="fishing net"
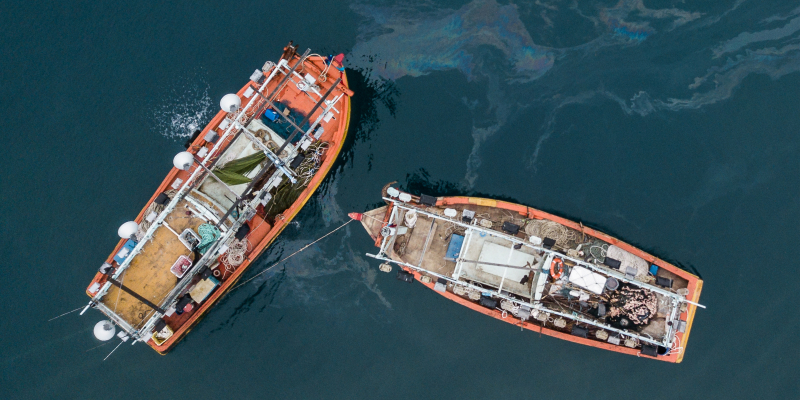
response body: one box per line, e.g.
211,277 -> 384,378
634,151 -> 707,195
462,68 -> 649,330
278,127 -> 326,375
607,284 -> 658,326
261,141 -> 329,222
213,151 -> 267,185
606,245 -> 650,278
196,223 -> 221,254
264,178 -> 303,221
524,220 -> 576,247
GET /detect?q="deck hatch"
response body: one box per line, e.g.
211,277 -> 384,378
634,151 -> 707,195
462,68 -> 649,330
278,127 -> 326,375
641,344 -> 659,357
571,325 -> 588,338
445,234 -> 464,260
502,221 -> 520,235
419,194 -> 437,206
604,257 -> 621,269
568,266 -> 607,295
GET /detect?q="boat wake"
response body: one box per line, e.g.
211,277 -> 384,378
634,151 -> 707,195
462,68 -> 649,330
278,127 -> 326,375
151,75 -> 213,140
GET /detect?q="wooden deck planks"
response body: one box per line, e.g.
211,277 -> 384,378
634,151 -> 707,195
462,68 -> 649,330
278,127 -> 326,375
100,200 -> 204,326
417,220 -> 457,277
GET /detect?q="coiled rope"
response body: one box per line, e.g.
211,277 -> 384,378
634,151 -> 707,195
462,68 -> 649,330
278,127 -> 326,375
524,220 -> 576,247
223,238 -> 249,267
589,243 -> 609,262
293,142 -> 329,188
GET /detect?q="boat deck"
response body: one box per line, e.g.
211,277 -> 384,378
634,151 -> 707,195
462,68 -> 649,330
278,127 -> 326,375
458,235 -> 541,298
86,49 -> 353,353
100,199 -> 204,327
363,193 -> 702,362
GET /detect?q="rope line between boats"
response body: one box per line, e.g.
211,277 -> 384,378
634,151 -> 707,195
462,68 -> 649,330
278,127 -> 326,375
47,306 -> 86,322
231,218 -> 353,291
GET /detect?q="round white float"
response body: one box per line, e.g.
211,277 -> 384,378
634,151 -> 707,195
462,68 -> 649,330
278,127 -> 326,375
173,151 -> 194,171
220,93 -> 241,112
117,221 -> 139,239
93,320 -> 116,341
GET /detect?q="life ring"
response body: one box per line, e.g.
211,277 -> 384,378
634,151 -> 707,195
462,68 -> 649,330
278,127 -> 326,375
550,257 -> 564,280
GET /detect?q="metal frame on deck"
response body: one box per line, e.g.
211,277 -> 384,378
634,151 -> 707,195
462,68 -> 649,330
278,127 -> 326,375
137,53 -> 348,341
384,198 -> 704,307
89,53 -> 309,341
365,252 -> 666,348
236,123 -> 298,183
370,197 -> 706,348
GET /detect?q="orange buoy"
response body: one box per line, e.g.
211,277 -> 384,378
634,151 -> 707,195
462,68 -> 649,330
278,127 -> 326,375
550,257 -> 564,280
348,212 -> 364,221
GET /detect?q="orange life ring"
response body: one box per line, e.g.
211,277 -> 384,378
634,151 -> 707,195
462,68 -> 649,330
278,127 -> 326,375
550,257 -> 564,280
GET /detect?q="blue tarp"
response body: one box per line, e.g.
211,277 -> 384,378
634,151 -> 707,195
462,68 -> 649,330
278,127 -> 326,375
260,103 -> 307,144
445,234 -> 465,260
113,239 -> 136,264
263,109 -> 279,122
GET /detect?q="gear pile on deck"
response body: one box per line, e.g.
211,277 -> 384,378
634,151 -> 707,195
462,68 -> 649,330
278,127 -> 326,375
83,43 -> 352,354
354,185 -> 704,363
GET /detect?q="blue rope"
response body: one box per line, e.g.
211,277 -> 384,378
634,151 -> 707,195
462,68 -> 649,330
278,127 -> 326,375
196,223 -> 221,254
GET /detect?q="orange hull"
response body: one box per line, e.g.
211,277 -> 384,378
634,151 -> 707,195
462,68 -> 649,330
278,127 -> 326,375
86,53 -> 351,353
374,196 -> 702,363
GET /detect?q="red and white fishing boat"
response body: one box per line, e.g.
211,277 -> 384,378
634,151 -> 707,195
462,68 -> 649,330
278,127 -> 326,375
353,185 -> 704,362
83,43 -> 352,354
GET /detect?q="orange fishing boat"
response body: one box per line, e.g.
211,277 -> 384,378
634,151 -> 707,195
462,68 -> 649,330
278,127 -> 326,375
83,43 -> 352,354
352,185 -> 704,362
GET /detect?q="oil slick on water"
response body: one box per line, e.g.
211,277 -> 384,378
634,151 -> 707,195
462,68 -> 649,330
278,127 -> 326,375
347,0 -> 800,182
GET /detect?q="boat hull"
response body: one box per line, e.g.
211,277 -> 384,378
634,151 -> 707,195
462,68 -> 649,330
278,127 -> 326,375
150,82 -> 351,354
366,195 -> 702,363
86,53 -> 352,354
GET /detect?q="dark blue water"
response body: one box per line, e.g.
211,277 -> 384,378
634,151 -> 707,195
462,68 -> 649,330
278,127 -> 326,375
2,1 -> 799,398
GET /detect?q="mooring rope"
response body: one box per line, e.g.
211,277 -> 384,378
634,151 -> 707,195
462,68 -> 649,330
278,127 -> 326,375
47,306 -> 86,322
55,216 -> 354,360
231,218 -> 353,291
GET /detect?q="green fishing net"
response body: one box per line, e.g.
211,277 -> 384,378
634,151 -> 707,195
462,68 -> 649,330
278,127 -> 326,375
212,151 -> 267,185
196,223 -> 221,254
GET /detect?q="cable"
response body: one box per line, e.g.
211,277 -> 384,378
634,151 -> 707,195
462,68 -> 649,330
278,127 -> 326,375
230,219 -> 353,291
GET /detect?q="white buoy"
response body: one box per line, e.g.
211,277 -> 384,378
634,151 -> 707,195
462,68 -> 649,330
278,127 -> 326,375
173,151 -> 195,171
94,320 -> 116,341
220,93 -> 241,113
117,221 -> 139,239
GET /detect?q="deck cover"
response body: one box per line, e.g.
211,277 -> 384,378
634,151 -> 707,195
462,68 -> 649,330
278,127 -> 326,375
567,265 -> 606,295
477,242 -> 535,283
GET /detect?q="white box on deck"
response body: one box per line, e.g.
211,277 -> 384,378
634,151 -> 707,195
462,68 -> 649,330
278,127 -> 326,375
476,242 -> 536,283
568,265 -> 606,295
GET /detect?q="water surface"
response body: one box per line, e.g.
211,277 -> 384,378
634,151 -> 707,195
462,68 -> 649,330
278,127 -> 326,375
1,1 -> 798,398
